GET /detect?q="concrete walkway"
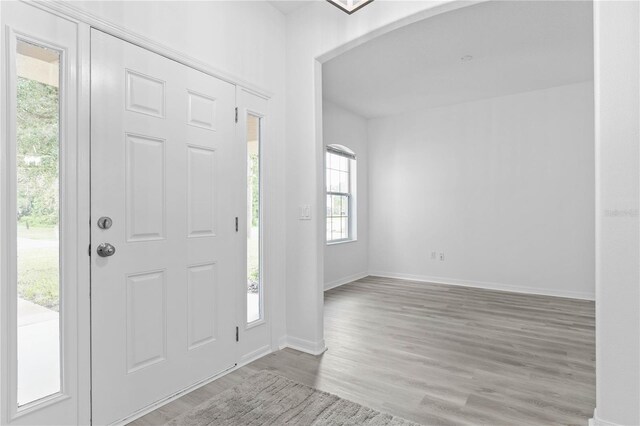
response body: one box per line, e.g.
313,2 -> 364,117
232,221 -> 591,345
17,298 -> 59,405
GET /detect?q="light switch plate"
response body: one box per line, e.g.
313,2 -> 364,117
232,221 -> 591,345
299,204 -> 312,220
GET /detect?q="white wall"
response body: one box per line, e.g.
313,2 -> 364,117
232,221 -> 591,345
323,101 -> 369,290
285,0 -> 474,354
68,0 -> 289,351
367,82 -> 595,299
72,1 -> 284,94
594,1 -> 640,424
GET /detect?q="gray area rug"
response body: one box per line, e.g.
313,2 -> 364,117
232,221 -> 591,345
166,370 -> 420,425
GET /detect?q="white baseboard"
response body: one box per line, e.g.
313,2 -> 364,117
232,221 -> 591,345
280,335 -> 327,356
368,271 -> 595,301
590,409 -> 626,426
239,344 -> 272,365
324,271 -> 369,291
277,335 -> 288,351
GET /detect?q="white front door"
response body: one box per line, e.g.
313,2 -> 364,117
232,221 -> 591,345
90,30 -> 240,425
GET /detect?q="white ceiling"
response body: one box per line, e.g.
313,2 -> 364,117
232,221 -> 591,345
268,1 -> 311,15
323,1 -> 594,119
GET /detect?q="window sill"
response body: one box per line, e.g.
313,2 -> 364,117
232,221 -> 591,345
327,239 -> 358,246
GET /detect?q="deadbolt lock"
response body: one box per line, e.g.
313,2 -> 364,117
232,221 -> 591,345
97,216 -> 113,229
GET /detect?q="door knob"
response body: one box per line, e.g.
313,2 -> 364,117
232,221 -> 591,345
97,243 -> 116,257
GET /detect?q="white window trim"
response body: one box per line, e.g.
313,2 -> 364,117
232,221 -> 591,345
325,145 -> 356,245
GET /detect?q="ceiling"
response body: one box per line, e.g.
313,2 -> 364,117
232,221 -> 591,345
323,1 -> 594,119
268,1 -> 312,15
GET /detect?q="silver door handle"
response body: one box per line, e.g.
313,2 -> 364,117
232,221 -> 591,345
97,243 -> 116,257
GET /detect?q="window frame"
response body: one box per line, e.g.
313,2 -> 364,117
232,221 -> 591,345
246,111 -> 265,327
325,145 -> 355,244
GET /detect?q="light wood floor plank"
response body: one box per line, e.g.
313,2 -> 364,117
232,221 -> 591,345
130,276 -> 595,425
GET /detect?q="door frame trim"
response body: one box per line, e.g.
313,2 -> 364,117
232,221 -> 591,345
7,27 -> 74,420
236,89 -> 273,359
77,20 -> 92,426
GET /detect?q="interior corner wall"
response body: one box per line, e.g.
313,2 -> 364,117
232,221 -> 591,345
594,1 -> 640,424
69,0 -> 288,349
368,81 -> 595,300
323,101 -> 369,290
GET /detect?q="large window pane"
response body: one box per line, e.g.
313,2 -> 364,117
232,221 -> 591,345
329,169 -> 340,192
338,155 -> 348,171
247,114 -> 262,324
329,194 -> 349,218
326,146 -> 355,243
16,39 -> 61,406
327,194 -> 349,241
338,171 -> 349,193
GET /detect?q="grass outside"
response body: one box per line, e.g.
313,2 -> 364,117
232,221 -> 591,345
18,224 -> 257,311
18,223 -> 57,240
247,229 -> 260,293
17,223 -> 59,311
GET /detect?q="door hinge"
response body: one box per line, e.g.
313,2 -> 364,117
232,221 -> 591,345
88,244 -> 91,256
235,107 -> 238,123
235,217 -> 238,232
236,326 -> 239,342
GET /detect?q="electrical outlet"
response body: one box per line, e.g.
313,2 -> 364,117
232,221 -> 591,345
430,251 -> 437,260
439,252 -> 445,261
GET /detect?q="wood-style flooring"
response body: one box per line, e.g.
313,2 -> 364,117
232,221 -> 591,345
130,276 -> 595,425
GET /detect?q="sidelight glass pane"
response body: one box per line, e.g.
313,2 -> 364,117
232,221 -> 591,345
247,114 -> 262,324
15,39 -> 62,406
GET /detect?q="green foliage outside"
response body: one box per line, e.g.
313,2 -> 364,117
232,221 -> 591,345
17,76 -> 59,226
247,153 -> 260,293
18,225 -> 59,311
250,154 -> 259,228
16,76 -> 60,310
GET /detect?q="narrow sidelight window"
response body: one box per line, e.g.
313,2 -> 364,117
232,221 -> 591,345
15,39 -> 62,406
246,114 -> 262,324
326,145 -> 356,243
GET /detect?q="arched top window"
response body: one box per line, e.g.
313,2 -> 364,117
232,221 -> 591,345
326,144 -> 356,243
327,144 -> 355,159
